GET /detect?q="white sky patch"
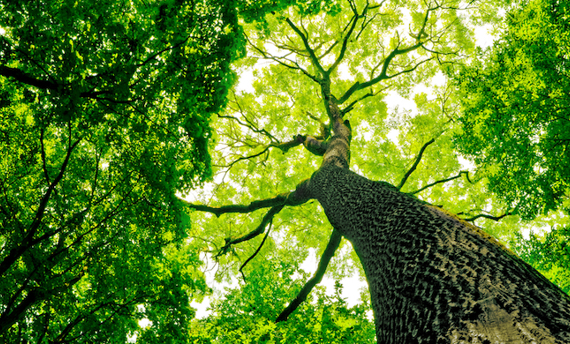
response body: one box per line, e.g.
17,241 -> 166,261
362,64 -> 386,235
457,155 -> 476,171
474,24 -> 498,49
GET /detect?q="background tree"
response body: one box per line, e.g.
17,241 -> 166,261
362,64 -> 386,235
0,0 -> 247,341
184,0 -> 570,342
454,0 -> 570,219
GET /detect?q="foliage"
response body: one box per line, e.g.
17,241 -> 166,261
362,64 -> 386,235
511,225 -> 570,294
3,0 -> 569,341
189,259 -> 376,343
453,0 -> 570,219
0,0 -> 251,341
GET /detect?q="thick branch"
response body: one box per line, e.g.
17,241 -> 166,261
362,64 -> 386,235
181,194 -> 290,217
0,66 -> 59,90
275,229 -> 343,323
408,171 -> 472,195
397,138 -> 435,190
298,135 -> 327,156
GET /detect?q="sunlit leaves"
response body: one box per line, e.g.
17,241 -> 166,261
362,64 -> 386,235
189,259 -> 375,343
454,0 -> 570,219
0,0 -> 254,342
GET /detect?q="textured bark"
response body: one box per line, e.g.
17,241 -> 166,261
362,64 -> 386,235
307,165 -> 570,343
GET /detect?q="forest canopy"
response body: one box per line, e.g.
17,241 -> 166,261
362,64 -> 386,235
1,0 -> 569,342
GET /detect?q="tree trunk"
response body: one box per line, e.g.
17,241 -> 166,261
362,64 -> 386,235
308,164 -> 570,343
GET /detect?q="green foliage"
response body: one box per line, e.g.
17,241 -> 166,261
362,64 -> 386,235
189,259 -> 376,343
0,0 -> 257,341
511,226 -> 570,293
453,0 -> 570,219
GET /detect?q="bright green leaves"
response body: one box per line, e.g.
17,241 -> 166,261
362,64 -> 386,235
0,0 -> 258,342
511,225 -> 570,293
454,0 -> 570,219
188,259 -> 375,343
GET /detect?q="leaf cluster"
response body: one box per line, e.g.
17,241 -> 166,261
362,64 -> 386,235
189,259 -> 375,343
0,0 -> 258,341
453,0 -> 570,219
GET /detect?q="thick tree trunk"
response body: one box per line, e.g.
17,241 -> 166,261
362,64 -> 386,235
308,165 -> 570,343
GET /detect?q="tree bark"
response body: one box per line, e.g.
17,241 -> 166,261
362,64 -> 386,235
308,164 -> 570,343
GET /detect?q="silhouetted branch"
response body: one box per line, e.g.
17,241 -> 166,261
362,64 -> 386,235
0,65 -> 59,90
219,132 -> 325,170
245,34 -> 320,83
181,194 -> 290,217
397,138 -> 435,190
239,219 -> 274,282
462,213 -> 512,222
408,171 -> 472,195
326,3 -> 361,74
218,205 -> 284,257
285,18 -> 327,77
276,229 -> 342,323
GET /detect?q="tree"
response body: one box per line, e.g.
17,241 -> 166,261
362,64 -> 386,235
453,0 -> 570,219
0,0 -> 248,342
183,0 -> 570,342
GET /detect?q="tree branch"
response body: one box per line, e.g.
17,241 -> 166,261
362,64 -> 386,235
275,229 -> 343,322
181,193 -> 290,217
0,137 -> 81,278
246,34 -> 320,83
285,18 -> 327,77
0,66 -> 59,90
239,218 -> 275,282
337,3 -> 437,104
326,4 -> 361,74
462,213 -> 512,222
397,138 -> 435,190
408,171 -> 472,195
218,132 -> 325,171
217,205 -> 284,257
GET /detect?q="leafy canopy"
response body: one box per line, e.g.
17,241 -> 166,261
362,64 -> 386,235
0,0 -> 249,342
454,0 -> 570,219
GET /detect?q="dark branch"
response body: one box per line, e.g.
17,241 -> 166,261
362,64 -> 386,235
327,4 -> 361,74
218,133 -> 324,170
275,229 -> 343,323
239,219 -> 275,282
408,171 -> 472,195
462,213 -> 512,222
181,194 -> 290,217
218,205 -> 284,257
337,3 -> 437,104
0,66 -> 59,90
397,138 -> 435,190
285,18 -> 327,77
245,34 -> 320,83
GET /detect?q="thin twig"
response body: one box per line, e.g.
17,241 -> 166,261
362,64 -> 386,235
239,220 -> 274,282
408,171 -> 472,195
463,213 -> 512,222
397,138 -> 435,190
